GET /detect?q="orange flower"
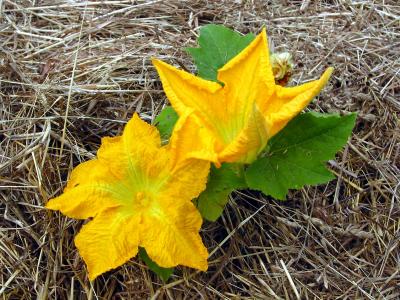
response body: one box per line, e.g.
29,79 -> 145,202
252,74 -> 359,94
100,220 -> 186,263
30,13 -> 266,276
153,29 -> 333,164
47,113 -> 210,280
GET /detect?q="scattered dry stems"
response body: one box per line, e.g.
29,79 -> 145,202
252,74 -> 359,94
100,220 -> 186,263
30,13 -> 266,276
1,0 -> 399,299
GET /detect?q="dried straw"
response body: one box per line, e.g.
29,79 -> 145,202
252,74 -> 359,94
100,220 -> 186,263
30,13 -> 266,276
1,0 -> 399,299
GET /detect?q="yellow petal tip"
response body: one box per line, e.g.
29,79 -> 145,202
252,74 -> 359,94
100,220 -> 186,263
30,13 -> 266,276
261,27 -> 267,36
151,58 -> 162,67
45,199 -> 58,210
326,66 -> 334,76
319,67 -> 334,86
152,58 -> 173,72
199,260 -> 208,272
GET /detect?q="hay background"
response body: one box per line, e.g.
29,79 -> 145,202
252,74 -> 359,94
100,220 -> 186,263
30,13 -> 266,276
1,1 -> 399,299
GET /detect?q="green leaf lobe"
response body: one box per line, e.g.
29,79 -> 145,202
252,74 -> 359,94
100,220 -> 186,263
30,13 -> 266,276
245,112 -> 357,200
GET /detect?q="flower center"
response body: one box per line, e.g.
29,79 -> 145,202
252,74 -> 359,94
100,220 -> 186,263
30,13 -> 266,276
135,191 -> 152,208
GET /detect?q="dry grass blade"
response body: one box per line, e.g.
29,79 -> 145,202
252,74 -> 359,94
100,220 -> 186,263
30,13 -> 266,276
1,0 -> 399,299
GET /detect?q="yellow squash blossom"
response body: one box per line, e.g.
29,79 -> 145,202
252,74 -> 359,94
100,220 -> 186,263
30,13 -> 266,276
153,28 -> 333,164
46,113 -> 210,280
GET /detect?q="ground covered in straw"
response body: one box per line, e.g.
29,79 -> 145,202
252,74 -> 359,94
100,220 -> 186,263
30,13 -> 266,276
1,1 -> 399,299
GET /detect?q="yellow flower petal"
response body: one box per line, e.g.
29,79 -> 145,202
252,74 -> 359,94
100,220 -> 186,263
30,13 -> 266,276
217,28 -> 275,121
98,113 -> 161,163
162,157 -> 210,203
46,160 -> 121,219
168,110 -> 219,166
152,59 -> 223,127
97,114 -> 170,187
264,67 -> 334,136
74,208 -> 140,281
140,199 -> 208,271
124,113 -> 161,148
219,104 -> 269,164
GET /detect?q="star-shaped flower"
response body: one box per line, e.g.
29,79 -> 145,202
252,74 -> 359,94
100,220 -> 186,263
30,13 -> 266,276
153,28 -> 333,165
46,113 -> 210,280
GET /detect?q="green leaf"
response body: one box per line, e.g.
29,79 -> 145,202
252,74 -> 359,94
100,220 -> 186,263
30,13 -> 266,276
139,248 -> 174,282
154,106 -> 178,139
197,164 -> 247,221
186,24 -> 255,82
245,112 -> 357,200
